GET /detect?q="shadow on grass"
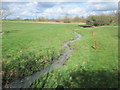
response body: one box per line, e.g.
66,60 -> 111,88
91,46 -> 95,49
67,69 -> 118,88
4,30 -> 20,34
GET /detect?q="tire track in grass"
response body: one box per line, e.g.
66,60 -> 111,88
8,31 -> 82,88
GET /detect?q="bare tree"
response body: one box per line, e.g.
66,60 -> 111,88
63,14 -> 71,23
0,9 -> 12,19
111,10 -> 120,25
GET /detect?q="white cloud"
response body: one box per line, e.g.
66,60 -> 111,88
5,2 -> 39,18
2,0 -> 119,2
37,4 -> 85,18
2,1 -> 118,19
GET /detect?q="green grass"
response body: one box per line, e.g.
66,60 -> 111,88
2,22 -> 77,86
2,22 -> 118,88
31,26 -> 118,88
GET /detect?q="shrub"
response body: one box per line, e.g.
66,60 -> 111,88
86,15 -> 113,26
64,20 -> 71,23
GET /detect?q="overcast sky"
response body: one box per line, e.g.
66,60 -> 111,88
2,1 -> 118,19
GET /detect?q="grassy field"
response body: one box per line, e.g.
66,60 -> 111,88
2,22 -> 77,86
2,22 -> 118,88
31,25 -> 118,88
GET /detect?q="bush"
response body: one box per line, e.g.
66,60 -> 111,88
64,20 -> 71,23
86,15 -> 113,26
72,16 -> 85,23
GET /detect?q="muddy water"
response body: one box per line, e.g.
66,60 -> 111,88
8,32 -> 82,88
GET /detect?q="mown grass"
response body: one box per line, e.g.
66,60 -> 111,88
31,26 -> 118,88
2,22 -> 77,86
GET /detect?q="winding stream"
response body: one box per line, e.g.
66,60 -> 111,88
8,31 -> 82,88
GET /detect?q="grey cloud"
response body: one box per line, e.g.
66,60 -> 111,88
86,2 -> 118,11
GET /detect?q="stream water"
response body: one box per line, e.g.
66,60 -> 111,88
8,31 -> 82,88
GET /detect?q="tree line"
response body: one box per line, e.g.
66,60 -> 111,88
3,15 -> 86,23
1,9 -> 119,26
